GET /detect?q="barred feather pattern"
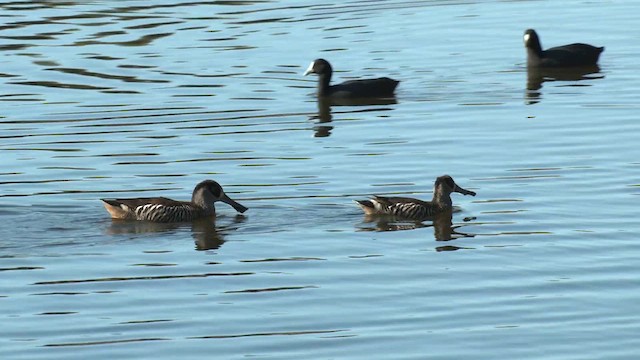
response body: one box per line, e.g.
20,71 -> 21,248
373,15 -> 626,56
133,203 -> 206,222
387,202 -> 437,219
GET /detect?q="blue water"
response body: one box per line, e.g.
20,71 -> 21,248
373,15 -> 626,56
2,1 -> 640,359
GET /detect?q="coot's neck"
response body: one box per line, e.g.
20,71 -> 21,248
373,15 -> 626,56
316,69 -> 332,97
526,48 -> 543,66
527,39 -> 544,59
532,39 -> 543,55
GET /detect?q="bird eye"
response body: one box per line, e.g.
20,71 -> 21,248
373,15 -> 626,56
210,184 -> 222,197
445,177 -> 455,188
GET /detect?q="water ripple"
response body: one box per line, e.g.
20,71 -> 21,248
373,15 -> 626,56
33,272 -> 253,285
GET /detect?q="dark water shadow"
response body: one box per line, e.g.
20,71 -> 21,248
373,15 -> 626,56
356,210 -> 476,242
309,97 -> 398,137
105,216 -> 246,251
525,65 -> 604,105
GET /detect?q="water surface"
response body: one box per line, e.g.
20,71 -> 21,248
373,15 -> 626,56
2,1 -> 640,359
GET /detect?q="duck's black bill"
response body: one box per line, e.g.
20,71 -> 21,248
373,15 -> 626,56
455,185 -> 476,196
222,195 -> 248,213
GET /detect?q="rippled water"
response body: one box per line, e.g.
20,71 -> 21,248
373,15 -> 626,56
2,1 -> 640,359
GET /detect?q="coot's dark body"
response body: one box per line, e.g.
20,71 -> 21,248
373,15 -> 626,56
304,58 -> 399,98
524,29 -> 604,67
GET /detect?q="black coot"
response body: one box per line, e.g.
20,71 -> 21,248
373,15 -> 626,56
524,29 -> 604,67
303,58 -> 399,98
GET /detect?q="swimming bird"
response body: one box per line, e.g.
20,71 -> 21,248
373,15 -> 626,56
303,58 -> 399,98
524,29 -> 604,67
101,180 -> 247,222
355,175 -> 475,219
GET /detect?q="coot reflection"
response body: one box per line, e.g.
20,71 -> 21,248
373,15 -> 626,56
525,65 -> 604,105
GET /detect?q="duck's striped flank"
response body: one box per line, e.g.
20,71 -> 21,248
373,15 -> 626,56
389,203 -> 433,219
135,204 -> 200,222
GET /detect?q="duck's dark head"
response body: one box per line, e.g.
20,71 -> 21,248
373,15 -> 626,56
436,175 -> 476,196
193,180 -> 248,213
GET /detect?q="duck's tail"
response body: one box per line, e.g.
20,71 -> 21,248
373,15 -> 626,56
101,199 -> 129,219
354,199 -> 378,215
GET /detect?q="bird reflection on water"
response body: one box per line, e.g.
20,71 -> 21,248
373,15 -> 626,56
105,215 -> 247,251
310,97 -> 398,137
525,65 -> 604,105
356,209 -> 475,242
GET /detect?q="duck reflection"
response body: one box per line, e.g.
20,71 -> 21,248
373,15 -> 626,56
310,97 -> 398,137
526,65 -> 603,104
105,216 -> 246,251
357,210 -> 475,241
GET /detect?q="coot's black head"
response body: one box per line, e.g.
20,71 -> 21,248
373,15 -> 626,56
303,58 -> 333,77
523,29 -> 542,52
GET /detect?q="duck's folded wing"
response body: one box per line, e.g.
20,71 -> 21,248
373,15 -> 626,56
102,197 -> 184,209
373,196 -> 433,219
372,195 -> 420,205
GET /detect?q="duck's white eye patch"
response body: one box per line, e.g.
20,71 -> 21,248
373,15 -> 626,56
524,33 -> 530,42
